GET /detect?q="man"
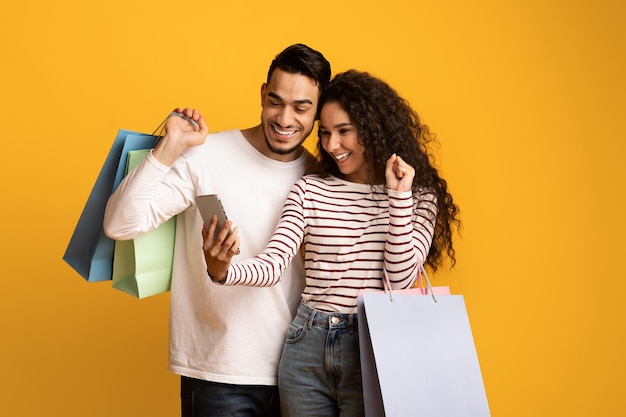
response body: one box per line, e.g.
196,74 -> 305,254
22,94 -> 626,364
103,44 -> 331,417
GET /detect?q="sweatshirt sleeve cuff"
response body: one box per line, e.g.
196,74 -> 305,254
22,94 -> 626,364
147,149 -> 173,173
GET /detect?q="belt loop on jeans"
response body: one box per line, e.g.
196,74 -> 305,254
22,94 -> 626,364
307,307 -> 316,330
348,314 -> 354,334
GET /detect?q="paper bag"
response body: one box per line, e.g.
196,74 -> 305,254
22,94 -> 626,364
358,292 -> 490,416
111,149 -> 175,298
63,130 -> 160,282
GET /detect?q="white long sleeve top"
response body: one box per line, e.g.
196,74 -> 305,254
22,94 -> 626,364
103,129 -> 313,386
222,174 -> 438,313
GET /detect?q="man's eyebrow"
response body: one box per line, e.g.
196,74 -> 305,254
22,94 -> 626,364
268,92 -> 313,106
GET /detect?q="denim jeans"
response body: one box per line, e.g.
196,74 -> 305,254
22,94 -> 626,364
278,302 -> 365,417
180,376 -> 280,417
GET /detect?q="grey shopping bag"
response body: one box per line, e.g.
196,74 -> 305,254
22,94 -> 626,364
358,291 -> 491,416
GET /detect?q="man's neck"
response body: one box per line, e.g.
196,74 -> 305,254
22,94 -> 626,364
240,125 -> 303,162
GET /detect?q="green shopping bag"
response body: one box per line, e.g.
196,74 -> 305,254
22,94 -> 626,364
111,149 -> 175,299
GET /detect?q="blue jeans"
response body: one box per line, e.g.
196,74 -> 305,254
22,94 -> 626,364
180,376 -> 280,417
278,302 -> 365,417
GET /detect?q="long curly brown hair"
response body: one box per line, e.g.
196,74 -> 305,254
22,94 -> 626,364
316,69 -> 461,271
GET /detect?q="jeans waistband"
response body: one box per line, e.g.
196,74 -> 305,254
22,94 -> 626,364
296,301 -> 358,333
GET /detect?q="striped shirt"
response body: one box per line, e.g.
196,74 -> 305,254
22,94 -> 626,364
224,174 -> 438,313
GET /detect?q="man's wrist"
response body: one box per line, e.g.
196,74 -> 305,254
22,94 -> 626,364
152,135 -> 185,167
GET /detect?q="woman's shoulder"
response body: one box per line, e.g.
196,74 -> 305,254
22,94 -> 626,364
301,173 -> 326,182
297,175 -> 374,196
299,174 -> 344,187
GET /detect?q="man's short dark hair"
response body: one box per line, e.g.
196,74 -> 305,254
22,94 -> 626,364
267,44 -> 331,92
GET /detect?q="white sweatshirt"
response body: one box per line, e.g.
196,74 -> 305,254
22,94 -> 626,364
104,129 -> 312,385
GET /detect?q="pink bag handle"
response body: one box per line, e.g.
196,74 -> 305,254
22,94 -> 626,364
383,263 -> 438,303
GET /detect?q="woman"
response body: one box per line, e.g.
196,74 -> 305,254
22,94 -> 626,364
203,69 -> 460,417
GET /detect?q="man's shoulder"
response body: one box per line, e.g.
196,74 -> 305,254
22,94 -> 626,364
205,129 -> 243,142
182,130 -> 243,157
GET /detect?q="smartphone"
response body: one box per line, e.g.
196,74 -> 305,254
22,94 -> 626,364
197,194 -> 230,231
196,194 -> 240,253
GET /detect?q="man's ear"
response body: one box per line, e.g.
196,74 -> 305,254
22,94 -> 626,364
260,83 -> 268,107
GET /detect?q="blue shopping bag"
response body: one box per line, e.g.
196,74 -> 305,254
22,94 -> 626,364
63,129 -> 161,282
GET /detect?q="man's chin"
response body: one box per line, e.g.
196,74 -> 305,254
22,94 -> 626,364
265,138 -> 306,156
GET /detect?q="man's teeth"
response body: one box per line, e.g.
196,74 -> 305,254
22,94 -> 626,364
274,126 -> 296,136
335,152 -> 351,161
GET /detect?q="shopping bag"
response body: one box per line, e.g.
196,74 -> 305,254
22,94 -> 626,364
63,129 -> 161,282
111,149 -> 175,299
357,273 -> 490,416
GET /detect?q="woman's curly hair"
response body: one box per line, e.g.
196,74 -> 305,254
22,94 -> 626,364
316,69 -> 461,271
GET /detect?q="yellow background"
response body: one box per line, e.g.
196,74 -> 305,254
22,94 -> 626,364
1,0 -> 624,415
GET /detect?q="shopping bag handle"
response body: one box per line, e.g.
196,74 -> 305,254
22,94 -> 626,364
383,264 -> 438,303
152,112 -> 200,137
419,265 -> 438,303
